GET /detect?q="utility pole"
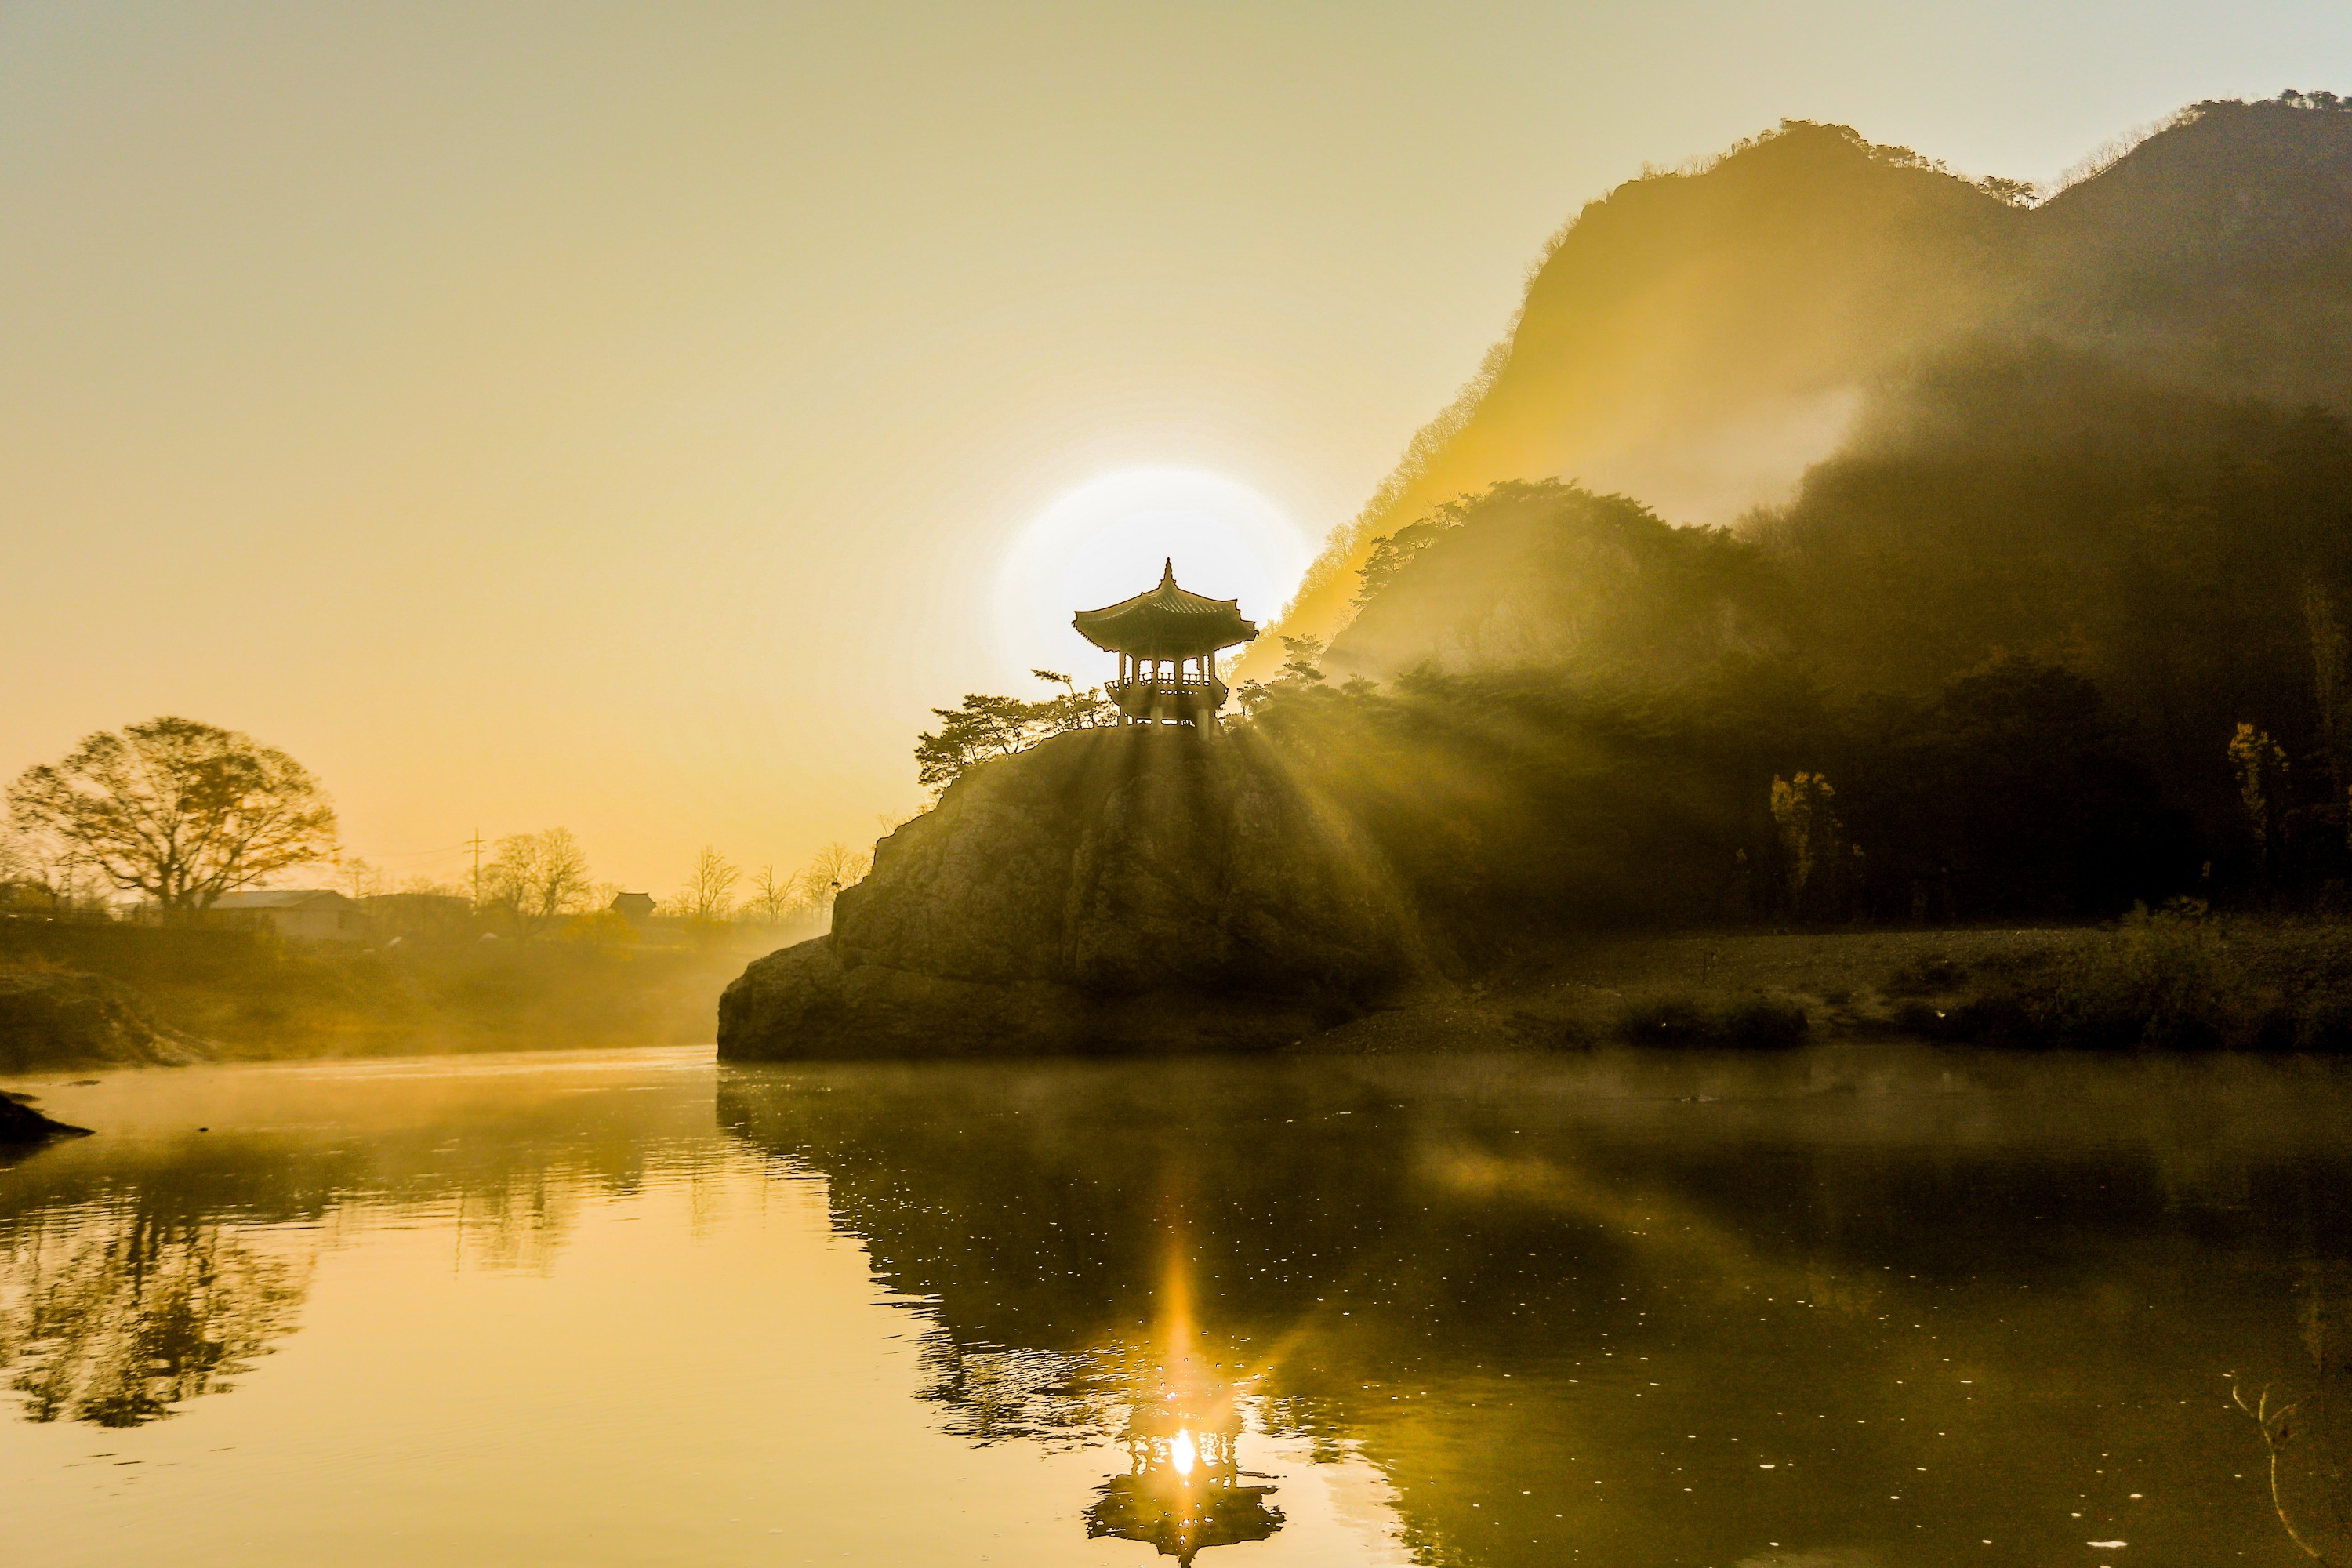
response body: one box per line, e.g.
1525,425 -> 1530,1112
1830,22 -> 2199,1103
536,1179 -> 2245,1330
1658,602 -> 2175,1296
467,829 -> 485,913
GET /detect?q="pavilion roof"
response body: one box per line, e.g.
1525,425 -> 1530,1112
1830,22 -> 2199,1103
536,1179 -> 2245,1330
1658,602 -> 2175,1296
1072,561 -> 1258,659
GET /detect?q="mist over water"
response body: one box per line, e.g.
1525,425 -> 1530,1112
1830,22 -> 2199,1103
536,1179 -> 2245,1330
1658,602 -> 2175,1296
2,1047 -> 2344,1566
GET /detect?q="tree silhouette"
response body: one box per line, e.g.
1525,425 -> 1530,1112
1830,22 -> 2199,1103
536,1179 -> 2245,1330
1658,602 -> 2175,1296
8,717 -> 337,920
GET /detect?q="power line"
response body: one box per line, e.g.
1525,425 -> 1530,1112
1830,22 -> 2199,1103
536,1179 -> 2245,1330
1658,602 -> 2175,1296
348,840 -> 474,861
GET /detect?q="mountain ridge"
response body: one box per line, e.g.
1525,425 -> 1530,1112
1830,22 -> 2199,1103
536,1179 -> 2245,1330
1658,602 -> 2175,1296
1247,93 -> 2352,681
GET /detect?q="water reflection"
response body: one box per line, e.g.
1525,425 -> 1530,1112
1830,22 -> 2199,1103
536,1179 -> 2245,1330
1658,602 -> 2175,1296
1087,1398 -> 1282,1563
719,1047 -> 2352,1567
1078,1238 -> 1287,1562
0,1210 -> 307,1426
0,1054 -> 717,1429
0,1047 -> 2347,1566
2239,1266 -> 2352,1566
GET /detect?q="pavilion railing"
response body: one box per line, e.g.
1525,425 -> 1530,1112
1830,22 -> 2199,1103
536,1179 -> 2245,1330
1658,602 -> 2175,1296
1108,674 -> 1230,721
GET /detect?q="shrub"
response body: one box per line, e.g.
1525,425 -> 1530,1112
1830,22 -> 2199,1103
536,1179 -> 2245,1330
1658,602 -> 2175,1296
1933,912 -> 2321,1051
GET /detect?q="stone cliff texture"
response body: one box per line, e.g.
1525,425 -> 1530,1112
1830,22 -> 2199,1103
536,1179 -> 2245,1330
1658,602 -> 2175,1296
718,728 -> 1424,1058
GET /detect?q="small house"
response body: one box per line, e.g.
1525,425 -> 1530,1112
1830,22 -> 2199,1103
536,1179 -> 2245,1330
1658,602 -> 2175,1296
208,889 -> 369,942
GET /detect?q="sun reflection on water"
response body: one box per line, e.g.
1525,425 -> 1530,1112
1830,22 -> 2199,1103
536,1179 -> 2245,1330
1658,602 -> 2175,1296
1080,1238 -> 1286,1562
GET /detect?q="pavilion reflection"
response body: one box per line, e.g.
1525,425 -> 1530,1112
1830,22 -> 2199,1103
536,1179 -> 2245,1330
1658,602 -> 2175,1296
1081,1240 -> 1284,1563
1085,1391 -> 1282,1564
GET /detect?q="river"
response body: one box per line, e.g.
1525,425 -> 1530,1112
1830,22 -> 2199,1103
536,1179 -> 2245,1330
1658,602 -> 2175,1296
2,1044 -> 2346,1566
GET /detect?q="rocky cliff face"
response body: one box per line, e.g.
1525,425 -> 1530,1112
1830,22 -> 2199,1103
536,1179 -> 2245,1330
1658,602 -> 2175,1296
718,728 -> 1425,1058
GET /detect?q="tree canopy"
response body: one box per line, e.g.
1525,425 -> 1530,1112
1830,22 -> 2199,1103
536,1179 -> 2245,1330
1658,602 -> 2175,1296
913,670 -> 1114,792
480,828 -> 594,940
7,717 -> 338,918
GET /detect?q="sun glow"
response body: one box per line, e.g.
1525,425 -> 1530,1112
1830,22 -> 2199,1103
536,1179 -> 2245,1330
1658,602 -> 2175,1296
996,468 -> 1313,682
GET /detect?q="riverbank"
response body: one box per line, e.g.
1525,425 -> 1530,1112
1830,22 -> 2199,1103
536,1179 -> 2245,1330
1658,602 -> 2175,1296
0,918 -> 789,1063
1312,914 -> 2352,1053
13,910 -> 2346,1067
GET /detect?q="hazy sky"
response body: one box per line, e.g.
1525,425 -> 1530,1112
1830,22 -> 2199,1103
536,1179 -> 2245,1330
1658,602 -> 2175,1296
7,2 -> 2348,895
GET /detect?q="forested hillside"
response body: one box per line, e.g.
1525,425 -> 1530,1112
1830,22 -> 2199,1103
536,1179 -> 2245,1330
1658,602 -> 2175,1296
1254,94 -> 2352,688
1248,437 -> 2346,928
1200,94 -> 2352,934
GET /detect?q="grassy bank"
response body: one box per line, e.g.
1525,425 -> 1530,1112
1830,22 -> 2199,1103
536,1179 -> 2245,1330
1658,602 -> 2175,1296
1321,914 -> 2352,1053
0,919 -> 807,1058
13,911 -> 2341,1062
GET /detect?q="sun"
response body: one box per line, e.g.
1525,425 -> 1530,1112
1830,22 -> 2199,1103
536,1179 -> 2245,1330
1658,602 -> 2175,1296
996,468 -> 1312,681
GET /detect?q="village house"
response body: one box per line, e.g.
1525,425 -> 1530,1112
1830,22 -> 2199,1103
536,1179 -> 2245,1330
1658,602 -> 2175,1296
207,889 -> 369,942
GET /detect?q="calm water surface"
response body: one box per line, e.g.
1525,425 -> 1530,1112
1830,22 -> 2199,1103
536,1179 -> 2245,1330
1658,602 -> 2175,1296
2,1044 -> 2347,1567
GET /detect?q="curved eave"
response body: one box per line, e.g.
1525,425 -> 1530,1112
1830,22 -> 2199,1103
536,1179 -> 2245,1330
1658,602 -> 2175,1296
1072,608 -> 1259,659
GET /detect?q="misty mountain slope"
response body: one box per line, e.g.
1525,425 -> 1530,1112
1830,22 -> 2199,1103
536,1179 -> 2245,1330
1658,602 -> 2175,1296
1252,96 -> 2352,681
1465,123 -> 2022,521
1249,121 -> 2027,677
1757,342 -> 2352,827
1298,343 -> 2352,888
1321,481 -> 1785,684
2024,97 -> 2352,406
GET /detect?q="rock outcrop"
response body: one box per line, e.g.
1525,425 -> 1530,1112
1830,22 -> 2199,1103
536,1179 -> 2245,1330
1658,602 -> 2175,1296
0,1090 -> 91,1145
0,968 -> 213,1073
719,728 -> 1425,1058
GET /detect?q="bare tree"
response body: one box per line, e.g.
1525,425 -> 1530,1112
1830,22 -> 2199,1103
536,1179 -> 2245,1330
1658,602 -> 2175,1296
7,717 -> 338,920
339,855 -> 385,901
677,846 -> 739,924
4,840 -> 115,914
743,865 -> 797,924
793,840 -> 872,916
481,828 -> 593,939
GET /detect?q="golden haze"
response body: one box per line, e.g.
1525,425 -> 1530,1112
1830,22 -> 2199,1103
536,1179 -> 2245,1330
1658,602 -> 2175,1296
5,2 -> 2343,889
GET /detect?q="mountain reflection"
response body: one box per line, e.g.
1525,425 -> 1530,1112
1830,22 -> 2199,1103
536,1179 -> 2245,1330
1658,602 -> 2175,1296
0,1048 -> 2343,1563
719,1049 -> 2352,1567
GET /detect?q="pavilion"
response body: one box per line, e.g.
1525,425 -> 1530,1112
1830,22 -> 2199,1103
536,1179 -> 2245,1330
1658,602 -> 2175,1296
1073,561 -> 1258,726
